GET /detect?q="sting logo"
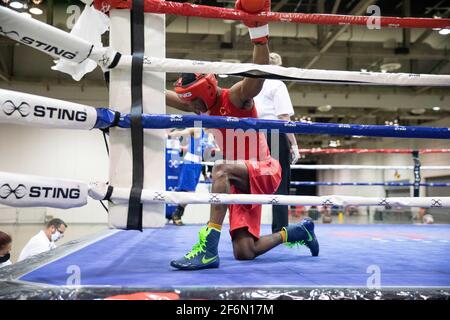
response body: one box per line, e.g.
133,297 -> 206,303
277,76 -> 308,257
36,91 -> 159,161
0,184 -> 27,199
2,100 -> 31,117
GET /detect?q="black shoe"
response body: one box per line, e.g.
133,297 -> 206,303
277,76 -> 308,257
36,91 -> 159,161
172,206 -> 185,226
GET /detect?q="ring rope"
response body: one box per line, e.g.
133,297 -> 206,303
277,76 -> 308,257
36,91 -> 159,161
115,113 -> 450,139
198,180 -> 450,187
289,181 -> 450,187
136,56 -> 450,87
198,162 -> 450,170
298,148 -> 450,154
0,88 -> 449,140
94,0 -> 450,29
290,165 -> 450,170
2,172 -> 449,209
1,7 -> 450,87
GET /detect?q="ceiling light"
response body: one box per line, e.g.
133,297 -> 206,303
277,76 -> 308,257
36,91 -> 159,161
433,107 -> 441,111
32,0 -> 43,4
29,7 -> 43,15
385,119 -> 399,126
317,104 -> 332,112
380,62 -> 402,72
329,140 -> 341,148
10,1 -> 24,9
410,108 -> 426,115
218,74 -> 229,78
439,28 -> 450,35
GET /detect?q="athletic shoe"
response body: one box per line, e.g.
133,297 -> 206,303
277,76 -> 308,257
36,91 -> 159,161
172,206 -> 185,226
170,226 -> 220,270
283,217 -> 319,256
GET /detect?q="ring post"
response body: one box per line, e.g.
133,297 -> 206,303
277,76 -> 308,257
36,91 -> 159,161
108,8 -> 166,228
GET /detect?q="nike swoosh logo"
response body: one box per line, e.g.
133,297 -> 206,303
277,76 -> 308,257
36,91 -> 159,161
303,226 -> 313,242
201,255 -> 217,264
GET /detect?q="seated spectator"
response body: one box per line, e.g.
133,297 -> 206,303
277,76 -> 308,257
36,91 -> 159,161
0,231 -> 12,268
423,214 -> 434,224
18,218 -> 67,261
308,206 -> 320,221
321,206 -> 333,223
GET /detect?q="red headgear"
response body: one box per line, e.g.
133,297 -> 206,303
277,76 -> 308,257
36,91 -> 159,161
174,73 -> 218,109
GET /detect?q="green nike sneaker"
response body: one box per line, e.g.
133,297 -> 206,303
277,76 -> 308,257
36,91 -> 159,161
170,226 -> 220,270
283,218 -> 319,256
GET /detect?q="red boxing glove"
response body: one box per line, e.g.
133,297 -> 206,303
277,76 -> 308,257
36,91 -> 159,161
235,0 -> 271,45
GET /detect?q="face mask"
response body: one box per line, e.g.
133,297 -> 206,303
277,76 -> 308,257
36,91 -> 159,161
51,230 -> 61,242
0,253 -> 10,263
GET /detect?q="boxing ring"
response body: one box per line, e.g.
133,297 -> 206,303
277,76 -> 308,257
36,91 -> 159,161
0,1 -> 450,300
0,224 -> 449,300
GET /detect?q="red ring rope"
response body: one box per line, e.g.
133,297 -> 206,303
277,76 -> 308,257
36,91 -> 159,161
94,0 -> 450,29
298,148 -> 450,154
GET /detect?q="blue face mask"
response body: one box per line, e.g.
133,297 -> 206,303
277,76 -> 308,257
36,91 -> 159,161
0,253 -> 10,263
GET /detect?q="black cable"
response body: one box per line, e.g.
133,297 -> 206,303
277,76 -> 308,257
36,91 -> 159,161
102,129 -> 110,156
99,200 -> 109,214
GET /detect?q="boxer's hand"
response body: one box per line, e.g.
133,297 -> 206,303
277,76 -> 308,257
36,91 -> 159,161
291,145 -> 300,164
235,0 -> 271,45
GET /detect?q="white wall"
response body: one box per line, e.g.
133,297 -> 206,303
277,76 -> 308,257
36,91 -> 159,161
0,124 -> 109,223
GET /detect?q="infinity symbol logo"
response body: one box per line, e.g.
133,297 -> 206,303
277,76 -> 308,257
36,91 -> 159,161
0,184 -> 27,199
378,199 -> 391,209
209,194 -> 221,203
431,199 -> 442,207
168,159 -> 180,169
153,192 -> 165,202
0,26 -> 19,38
2,100 -> 31,117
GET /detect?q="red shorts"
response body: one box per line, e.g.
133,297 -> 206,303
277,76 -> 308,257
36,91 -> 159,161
229,157 -> 282,239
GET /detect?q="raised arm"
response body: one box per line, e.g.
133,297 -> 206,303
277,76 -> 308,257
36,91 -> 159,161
166,90 -> 195,113
229,0 -> 271,109
230,44 -> 270,108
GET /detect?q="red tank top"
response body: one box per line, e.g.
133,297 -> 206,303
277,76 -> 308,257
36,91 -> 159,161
208,89 -> 271,161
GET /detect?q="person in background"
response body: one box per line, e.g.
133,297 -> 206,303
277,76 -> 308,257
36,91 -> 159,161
0,231 -> 12,268
254,52 -> 300,233
321,206 -> 332,223
168,128 -> 214,225
308,205 -> 320,221
418,207 -> 434,224
18,218 -> 67,262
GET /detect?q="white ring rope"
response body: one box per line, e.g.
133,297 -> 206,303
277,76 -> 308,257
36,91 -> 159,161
1,6 -> 450,87
136,56 -> 450,87
0,89 -> 97,130
1,172 -> 449,209
89,183 -> 450,208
